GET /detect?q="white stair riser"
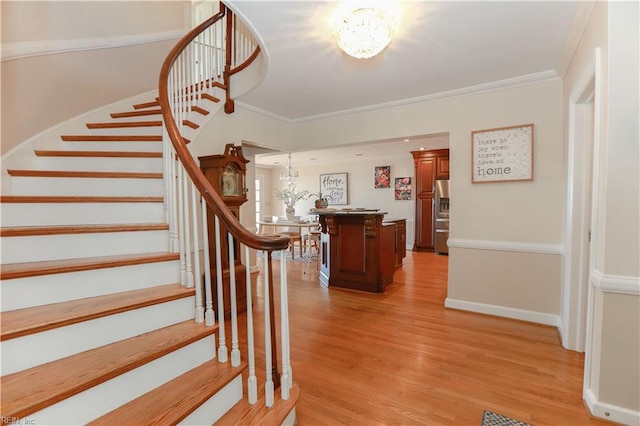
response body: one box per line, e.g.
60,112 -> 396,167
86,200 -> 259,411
1,260 -> 180,311
36,157 -> 163,173
180,375 -> 243,425
108,115 -> 162,124
9,176 -> 163,197
1,230 -> 170,263
84,127 -> 162,136
61,141 -> 162,152
28,335 -> 216,425
1,202 -> 164,227
1,297 -> 196,375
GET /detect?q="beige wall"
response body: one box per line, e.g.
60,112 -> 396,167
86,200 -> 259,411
599,292 -> 640,410
1,1 -> 188,155
1,1 -> 187,43
288,80 -> 565,244
449,249 -> 561,316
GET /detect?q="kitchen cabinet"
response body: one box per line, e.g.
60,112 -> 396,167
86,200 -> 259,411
411,149 -> 449,251
384,218 -> 407,269
317,211 -> 398,293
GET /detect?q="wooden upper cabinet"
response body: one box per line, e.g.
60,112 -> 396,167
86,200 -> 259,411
436,157 -> 449,180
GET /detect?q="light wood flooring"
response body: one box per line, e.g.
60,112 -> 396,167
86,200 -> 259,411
237,251 -> 609,426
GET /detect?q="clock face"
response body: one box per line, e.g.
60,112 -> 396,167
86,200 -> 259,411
222,166 -> 239,196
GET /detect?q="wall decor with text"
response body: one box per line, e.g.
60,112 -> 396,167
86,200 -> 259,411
374,166 -> 391,188
471,123 -> 534,183
320,172 -> 348,205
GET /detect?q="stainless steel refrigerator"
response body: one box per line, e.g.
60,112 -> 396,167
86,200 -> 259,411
434,179 -> 450,255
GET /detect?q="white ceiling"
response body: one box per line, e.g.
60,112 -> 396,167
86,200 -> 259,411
227,0 -> 586,167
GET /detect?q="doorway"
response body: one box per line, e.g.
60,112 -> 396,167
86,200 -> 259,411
562,50 -> 601,360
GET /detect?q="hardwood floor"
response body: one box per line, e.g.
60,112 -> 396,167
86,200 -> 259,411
238,251 -> 609,426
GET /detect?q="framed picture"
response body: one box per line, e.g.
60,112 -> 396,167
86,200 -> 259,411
374,166 -> 391,188
471,123 -> 534,183
394,177 -> 412,200
320,172 -> 348,205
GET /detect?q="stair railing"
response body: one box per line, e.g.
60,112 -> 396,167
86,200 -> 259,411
158,2 -> 292,407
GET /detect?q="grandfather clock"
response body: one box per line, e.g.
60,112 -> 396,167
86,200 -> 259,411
198,144 -> 249,318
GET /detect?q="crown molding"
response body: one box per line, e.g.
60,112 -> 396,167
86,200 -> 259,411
236,70 -> 559,126
1,30 -> 185,62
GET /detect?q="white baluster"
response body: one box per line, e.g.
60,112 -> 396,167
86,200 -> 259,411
280,251 -> 291,400
264,253 -> 274,407
183,165 -> 194,289
162,126 -> 170,227
215,216 -> 228,362
201,199 -> 215,327
228,234 -> 240,367
245,245 -> 258,404
177,164 -> 187,286
191,182 -> 204,322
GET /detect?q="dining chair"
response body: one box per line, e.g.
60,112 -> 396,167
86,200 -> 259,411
280,227 -> 302,259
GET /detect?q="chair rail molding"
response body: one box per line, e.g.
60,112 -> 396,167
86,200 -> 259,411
447,238 -> 564,255
590,270 -> 640,295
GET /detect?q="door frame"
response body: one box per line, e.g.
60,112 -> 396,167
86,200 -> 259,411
562,48 -> 602,356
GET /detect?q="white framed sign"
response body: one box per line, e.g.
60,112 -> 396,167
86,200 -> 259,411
471,123 -> 534,183
320,172 -> 348,205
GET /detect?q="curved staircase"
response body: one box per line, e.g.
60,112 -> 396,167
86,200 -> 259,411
1,94 -> 298,424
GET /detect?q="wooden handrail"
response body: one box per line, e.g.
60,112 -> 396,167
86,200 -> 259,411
158,9 -> 289,252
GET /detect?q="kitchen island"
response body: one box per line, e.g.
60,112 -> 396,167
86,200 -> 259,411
315,209 -> 406,293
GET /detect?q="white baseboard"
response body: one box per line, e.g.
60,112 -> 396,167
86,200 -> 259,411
584,388 -> 640,425
444,298 -> 560,327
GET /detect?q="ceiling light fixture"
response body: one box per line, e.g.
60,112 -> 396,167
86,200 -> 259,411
331,5 -> 397,59
280,153 -> 299,187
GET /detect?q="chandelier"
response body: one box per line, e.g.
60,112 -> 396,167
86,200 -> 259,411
330,6 -> 397,59
280,153 -> 299,187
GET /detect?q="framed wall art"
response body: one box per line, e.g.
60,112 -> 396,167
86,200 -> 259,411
394,177 -> 412,200
320,172 -> 348,205
471,123 -> 534,183
374,166 -> 391,188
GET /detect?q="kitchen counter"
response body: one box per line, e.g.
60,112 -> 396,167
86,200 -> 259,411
315,211 -> 405,293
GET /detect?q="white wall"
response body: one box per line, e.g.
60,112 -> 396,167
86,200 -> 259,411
1,1 -> 189,155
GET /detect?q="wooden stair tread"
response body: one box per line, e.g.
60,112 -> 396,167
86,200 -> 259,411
0,223 -> 168,237
7,169 -> 162,179
216,383 -> 300,426
191,105 -> 210,115
0,195 -> 163,203
86,121 -> 162,129
0,320 -> 218,420
1,284 -> 193,341
61,135 -> 162,142
133,100 -> 160,109
0,252 -> 179,280
89,360 -> 247,425
35,150 -> 162,158
110,109 -> 162,118
202,93 -> 221,103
